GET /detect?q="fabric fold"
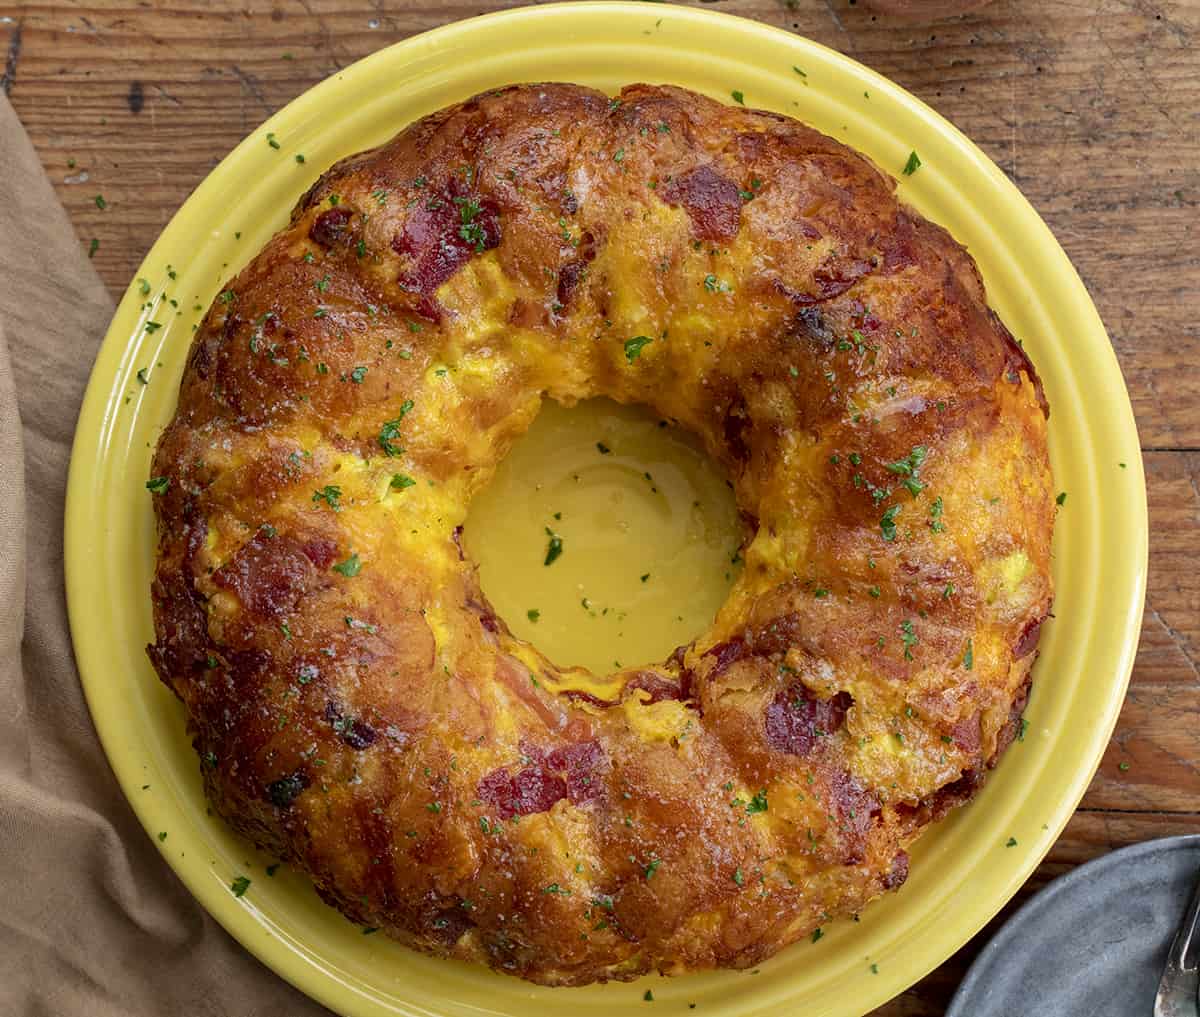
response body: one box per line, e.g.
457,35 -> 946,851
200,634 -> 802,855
0,93 -> 326,1016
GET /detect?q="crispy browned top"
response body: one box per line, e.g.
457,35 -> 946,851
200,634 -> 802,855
147,83 -> 1054,985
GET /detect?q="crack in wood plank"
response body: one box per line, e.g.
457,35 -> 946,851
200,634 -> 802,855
1,20 -> 21,96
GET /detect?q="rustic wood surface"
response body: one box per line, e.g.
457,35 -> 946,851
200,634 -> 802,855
5,0 -> 1197,1012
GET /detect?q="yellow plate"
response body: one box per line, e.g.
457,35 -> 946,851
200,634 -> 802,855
65,5 -> 1148,1015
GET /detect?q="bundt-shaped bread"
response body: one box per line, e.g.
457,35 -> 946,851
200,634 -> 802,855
147,83 -> 1054,985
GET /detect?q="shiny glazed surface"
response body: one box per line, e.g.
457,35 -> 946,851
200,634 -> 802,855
146,82 -> 1053,986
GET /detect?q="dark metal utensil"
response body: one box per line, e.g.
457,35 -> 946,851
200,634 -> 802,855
1154,867 -> 1200,1017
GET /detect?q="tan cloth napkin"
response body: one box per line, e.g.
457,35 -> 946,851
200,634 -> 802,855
0,94 -> 329,1016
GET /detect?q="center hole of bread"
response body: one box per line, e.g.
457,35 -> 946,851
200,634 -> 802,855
463,398 -> 743,674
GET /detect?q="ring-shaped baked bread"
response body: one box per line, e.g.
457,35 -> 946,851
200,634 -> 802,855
147,83 -> 1054,986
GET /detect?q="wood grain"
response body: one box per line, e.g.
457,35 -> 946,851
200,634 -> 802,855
6,1 -> 1198,1013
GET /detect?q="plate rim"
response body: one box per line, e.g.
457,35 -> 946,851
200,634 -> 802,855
64,4 -> 1149,1015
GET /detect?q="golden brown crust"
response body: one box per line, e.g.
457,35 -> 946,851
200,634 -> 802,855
146,83 -> 1054,985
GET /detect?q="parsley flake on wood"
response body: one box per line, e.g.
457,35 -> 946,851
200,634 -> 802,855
544,528 -> 564,566
332,553 -> 361,577
94,194 -> 107,210
88,239 -> 99,258
624,335 -> 653,363
902,150 -> 922,175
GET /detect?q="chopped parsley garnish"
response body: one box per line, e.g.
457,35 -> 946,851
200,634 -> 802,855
527,609 -> 540,623
746,790 -> 768,814
88,238 -> 99,258
350,365 -> 367,384
143,321 -> 162,333
137,278 -> 151,295
544,527 -> 564,566
963,638 -> 974,670
868,586 -> 881,598
312,485 -> 342,511
157,831 -> 167,842
145,476 -> 170,494
731,89 -> 745,105
929,495 -> 946,532
732,867 -> 745,886
885,445 -> 928,496
453,196 -> 488,252
902,150 -> 922,175
295,153 -> 305,164
94,194 -> 107,210
378,399 -> 414,456
624,335 -> 653,363
596,441 -> 612,454
703,274 -> 731,293
643,858 -> 661,879
1006,837 -> 1018,847
332,553 -> 361,577
390,473 -> 416,490
1056,491 -> 1067,506
644,990 -> 655,1002
230,875 -> 251,897
266,132 -> 280,150
879,504 -> 901,541
812,927 -> 824,943
793,66 -> 807,78
900,619 -> 918,660
136,368 -> 149,385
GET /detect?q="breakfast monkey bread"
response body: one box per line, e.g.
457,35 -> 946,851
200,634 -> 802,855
147,83 -> 1054,985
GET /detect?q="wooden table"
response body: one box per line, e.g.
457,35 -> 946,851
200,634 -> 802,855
6,0 -> 1197,1011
